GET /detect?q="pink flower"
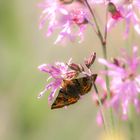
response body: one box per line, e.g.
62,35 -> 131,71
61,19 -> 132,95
55,8 -> 88,44
38,52 -> 97,104
39,0 -> 89,44
96,110 -> 104,127
38,62 -> 69,102
107,0 -> 140,37
99,46 -> 140,119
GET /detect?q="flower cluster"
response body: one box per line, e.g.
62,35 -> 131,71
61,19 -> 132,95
39,0 -> 140,44
38,62 -> 69,102
107,0 -> 140,37
39,0 -> 91,44
98,46 -> 140,120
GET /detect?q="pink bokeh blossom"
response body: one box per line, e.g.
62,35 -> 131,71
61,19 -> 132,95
39,0 -> 90,44
99,46 -> 140,119
107,0 -> 140,37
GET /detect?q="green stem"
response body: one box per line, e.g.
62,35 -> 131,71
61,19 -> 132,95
84,0 -> 115,130
104,8 -> 108,43
99,4 -> 115,130
102,43 -> 115,131
128,105 -> 135,140
93,83 -> 108,131
128,120 -> 135,140
84,0 -> 104,43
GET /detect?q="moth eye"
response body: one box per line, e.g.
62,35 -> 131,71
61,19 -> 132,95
60,88 -> 64,93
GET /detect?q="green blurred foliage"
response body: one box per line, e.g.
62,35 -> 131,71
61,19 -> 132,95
0,0 -> 140,140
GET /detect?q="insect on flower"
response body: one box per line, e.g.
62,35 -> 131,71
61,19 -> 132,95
38,52 -> 97,109
51,74 -> 97,109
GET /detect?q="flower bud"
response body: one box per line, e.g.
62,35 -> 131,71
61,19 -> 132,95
78,64 -> 85,72
68,63 -> 81,72
84,52 -> 96,68
112,58 -> 120,66
108,2 -> 122,20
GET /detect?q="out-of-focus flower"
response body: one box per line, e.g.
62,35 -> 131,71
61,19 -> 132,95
39,0 -> 89,44
108,2 -> 123,20
99,46 -> 140,119
107,0 -> 140,37
39,0 -> 67,35
38,62 -> 69,102
96,110 -> 104,127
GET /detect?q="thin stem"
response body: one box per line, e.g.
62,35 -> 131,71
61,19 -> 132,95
93,83 -> 108,131
102,43 -> 115,131
84,0 -> 104,44
128,105 -> 135,140
102,5 -> 115,130
104,8 -> 108,44
128,120 -> 135,140
102,45 -> 109,96
84,0 -> 115,130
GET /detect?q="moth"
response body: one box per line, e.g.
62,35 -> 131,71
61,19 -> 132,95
51,74 -> 97,109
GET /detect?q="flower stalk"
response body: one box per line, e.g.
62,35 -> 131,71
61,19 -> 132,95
84,0 -> 115,130
128,119 -> 135,140
128,105 -> 135,140
93,83 -> 107,131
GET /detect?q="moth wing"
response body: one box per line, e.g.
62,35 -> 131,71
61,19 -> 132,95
80,83 -> 92,95
51,89 -> 79,109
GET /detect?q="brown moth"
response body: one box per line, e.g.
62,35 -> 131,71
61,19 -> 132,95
51,74 -> 97,109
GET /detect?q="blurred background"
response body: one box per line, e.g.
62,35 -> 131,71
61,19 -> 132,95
0,0 -> 140,140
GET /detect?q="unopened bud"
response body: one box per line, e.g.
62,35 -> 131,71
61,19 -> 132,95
68,63 -> 81,72
108,2 -> 122,20
108,2 -> 117,13
78,64 -> 84,72
85,52 -> 96,68
112,58 -> 120,66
